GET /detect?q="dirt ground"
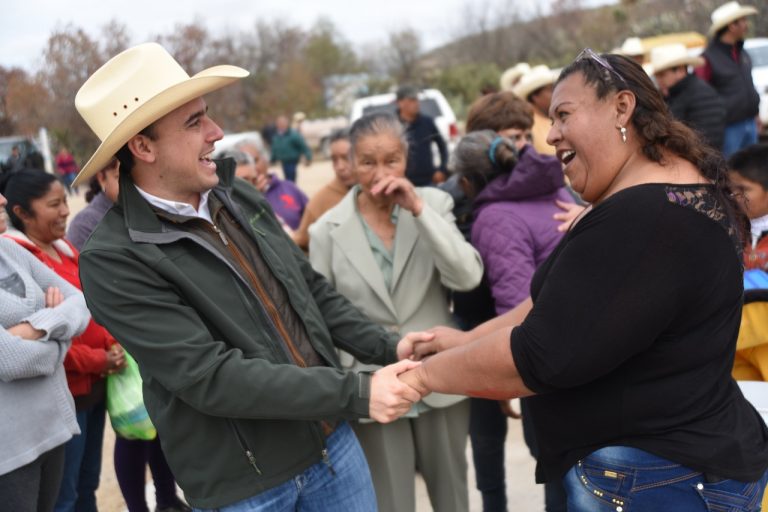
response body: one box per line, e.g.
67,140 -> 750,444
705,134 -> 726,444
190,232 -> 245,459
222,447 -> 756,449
67,161 -> 544,511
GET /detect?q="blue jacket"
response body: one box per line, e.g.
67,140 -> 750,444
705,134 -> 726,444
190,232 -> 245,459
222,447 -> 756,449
400,112 -> 448,186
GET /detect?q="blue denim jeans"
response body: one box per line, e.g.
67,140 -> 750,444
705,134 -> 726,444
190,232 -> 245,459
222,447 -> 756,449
723,118 -> 759,158
281,160 -> 298,183
53,400 -> 106,512
564,446 -> 768,511
193,422 -> 376,511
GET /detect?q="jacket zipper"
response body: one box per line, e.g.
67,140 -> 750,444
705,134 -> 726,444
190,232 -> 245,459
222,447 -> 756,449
227,420 -> 262,475
209,222 -> 308,368
208,218 -> 335,474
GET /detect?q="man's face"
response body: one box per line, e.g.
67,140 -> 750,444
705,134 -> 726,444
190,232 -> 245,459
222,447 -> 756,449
397,97 -> 420,120
530,85 -> 554,114
139,97 -> 224,203
728,17 -> 750,41
653,67 -> 686,97
276,116 -> 289,132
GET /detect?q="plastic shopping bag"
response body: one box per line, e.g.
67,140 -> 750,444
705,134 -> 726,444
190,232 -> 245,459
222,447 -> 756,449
106,352 -> 157,440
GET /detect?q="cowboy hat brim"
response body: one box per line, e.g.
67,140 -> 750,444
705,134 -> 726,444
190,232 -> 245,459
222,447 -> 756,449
73,65 -> 248,187
708,5 -> 758,36
649,55 -> 705,74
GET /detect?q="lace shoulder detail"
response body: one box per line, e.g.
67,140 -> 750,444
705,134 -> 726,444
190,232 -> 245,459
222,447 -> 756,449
664,185 -> 742,261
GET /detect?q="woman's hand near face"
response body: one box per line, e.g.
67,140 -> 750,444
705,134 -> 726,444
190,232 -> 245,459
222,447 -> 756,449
371,175 -> 424,216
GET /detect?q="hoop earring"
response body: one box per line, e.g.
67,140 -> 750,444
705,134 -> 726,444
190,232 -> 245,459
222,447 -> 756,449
619,126 -> 627,144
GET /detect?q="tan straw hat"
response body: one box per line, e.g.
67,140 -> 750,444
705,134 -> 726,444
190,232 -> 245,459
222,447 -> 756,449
499,63 -> 531,91
647,44 -> 705,75
708,1 -> 758,36
73,42 -> 249,186
513,65 -> 557,100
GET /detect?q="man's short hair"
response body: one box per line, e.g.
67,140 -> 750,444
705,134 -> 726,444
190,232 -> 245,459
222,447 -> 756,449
466,91 -> 534,133
396,85 -> 419,101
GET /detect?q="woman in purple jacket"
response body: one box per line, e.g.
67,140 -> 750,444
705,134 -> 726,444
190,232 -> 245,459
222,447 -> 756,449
453,93 -> 574,512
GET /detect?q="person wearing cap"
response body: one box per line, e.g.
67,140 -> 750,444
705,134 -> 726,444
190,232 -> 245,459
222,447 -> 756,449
513,66 -> 558,156
268,114 -> 312,183
72,42 -> 430,511
395,85 -> 449,186
651,44 -> 726,149
696,1 -> 761,157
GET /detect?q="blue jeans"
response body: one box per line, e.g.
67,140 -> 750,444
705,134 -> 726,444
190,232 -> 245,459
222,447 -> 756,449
723,118 -> 758,158
54,400 -> 106,512
564,446 -> 768,511
281,160 -> 298,183
194,422 -> 376,511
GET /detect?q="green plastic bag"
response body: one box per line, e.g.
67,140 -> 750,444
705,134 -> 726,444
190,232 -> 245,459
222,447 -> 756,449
106,352 -> 156,440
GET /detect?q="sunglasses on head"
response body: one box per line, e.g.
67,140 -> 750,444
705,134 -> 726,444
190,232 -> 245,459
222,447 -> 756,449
574,48 -> 627,87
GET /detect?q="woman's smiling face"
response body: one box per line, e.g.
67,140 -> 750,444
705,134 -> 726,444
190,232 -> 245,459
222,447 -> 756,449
547,72 -> 629,203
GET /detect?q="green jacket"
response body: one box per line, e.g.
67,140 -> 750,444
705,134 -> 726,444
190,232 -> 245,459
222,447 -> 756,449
79,159 -> 398,508
269,129 -> 312,163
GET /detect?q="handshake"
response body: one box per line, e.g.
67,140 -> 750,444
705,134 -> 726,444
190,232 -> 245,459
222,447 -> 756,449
368,326 -> 468,424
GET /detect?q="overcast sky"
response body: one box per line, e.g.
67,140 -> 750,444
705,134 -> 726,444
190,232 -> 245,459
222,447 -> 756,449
0,0 -> 528,71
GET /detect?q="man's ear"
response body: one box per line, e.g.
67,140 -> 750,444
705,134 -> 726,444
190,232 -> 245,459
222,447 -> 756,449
126,134 -> 156,164
614,89 -> 637,128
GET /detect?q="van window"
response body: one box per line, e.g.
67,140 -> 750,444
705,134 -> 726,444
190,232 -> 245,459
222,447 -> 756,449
361,98 -> 442,119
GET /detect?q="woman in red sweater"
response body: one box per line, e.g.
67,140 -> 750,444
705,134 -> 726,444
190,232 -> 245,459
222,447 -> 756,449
1,169 -> 125,512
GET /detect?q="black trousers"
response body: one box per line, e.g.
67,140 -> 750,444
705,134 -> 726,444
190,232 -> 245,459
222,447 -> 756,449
0,443 -> 66,512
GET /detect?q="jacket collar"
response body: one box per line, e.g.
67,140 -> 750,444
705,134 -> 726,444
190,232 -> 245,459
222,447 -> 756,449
117,157 -> 236,236
2,228 -> 77,260
324,188 -> 420,317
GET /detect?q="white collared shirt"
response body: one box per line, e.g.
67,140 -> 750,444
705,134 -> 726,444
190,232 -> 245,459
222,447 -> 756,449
134,185 -> 213,224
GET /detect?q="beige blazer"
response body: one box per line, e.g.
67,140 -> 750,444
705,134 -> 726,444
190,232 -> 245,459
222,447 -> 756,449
309,187 -> 483,408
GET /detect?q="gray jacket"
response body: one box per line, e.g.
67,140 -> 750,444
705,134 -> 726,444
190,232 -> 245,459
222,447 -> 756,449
0,237 -> 89,475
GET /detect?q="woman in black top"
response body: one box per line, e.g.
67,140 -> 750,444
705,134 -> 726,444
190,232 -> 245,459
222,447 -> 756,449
399,50 -> 768,511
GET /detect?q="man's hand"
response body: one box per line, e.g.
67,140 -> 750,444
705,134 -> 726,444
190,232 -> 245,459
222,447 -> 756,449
369,359 -> 423,423
396,331 -> 436,361
432,170 -> 447,184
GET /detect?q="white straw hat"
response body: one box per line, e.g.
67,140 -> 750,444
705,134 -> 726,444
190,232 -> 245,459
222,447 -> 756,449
513,65 -> 557,101
73,42 -> 248,186
618,37 -> 645,57
499,63 -> 531,91
647,44 -> 705,75
708,1 -> 758,36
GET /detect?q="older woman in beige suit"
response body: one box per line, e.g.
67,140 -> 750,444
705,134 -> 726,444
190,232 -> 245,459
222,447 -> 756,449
309,112 -> 483,512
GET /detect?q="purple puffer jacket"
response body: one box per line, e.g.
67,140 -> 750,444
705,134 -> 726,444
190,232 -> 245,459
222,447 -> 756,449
471,145 -> 574,314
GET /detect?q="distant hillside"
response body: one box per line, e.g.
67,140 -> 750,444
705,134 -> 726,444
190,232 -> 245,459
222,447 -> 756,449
422,0 -> 767,70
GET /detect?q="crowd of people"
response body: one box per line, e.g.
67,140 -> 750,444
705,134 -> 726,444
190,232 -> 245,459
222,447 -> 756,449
1,2 -> 768,512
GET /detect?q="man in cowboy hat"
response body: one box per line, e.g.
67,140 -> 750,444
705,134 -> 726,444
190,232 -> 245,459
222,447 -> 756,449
73,42 -> 427,510
696,1 -> 761,156
650,43 -> 726,149
513,65 -> 558,156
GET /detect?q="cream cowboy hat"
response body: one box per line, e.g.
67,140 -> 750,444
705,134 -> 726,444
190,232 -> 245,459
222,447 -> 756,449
708,1 -> 758,36
647,44 -> 705,75
513,65 -> 557,101
618,37 -> 645,57
73,42 -> 249,186
499,62 -> 531,91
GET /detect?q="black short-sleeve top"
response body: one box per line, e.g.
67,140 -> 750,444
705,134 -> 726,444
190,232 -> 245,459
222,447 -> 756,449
511,183 -> 768,483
